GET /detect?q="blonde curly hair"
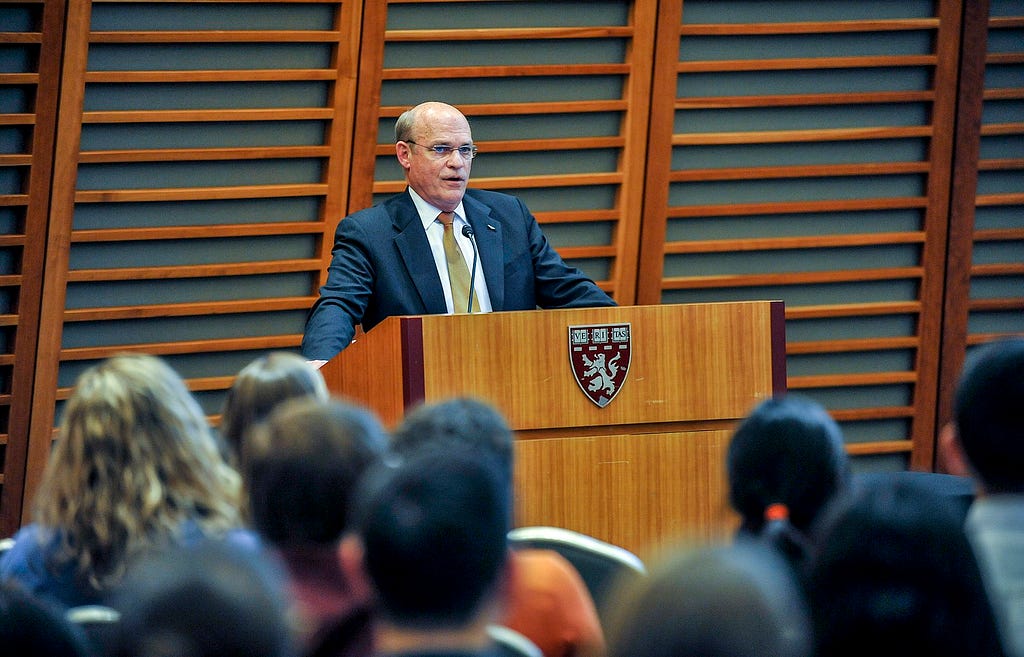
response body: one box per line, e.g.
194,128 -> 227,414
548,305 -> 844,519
33,353 -> 244,592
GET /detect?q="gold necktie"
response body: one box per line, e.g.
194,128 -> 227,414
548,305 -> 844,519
437,212 -> 479,313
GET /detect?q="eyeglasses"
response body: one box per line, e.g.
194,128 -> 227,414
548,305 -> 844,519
404,140 -> 478,160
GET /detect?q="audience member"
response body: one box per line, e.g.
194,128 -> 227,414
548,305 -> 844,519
0,353 -> 255,609
219,351 -> 329,464
942,336 -> 1024,657
726,394 -> 850,570
391,397 -> 605,657
604,540 -> 811,657
0,582 -> 94,657
805,475 -> 1004,657
351,448 -> 510,657
110,540 -> 295,657
243,396 -> 389,654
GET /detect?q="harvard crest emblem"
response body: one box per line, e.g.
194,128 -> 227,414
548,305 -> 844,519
568,323 -> 631,408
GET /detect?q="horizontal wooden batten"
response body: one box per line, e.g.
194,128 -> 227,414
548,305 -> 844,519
0,32 -> 42,44
668,197 -> 928,217
673,126 -> 934,146
379,100 -> 630,117
785,301 -> 922,319
976,193 -> 1024,207
74,184 -> 329,203
788,371 -> 918,388
832,407 -> 915,422
0,74 -> 39,85
89,30 -> 344,43
78,146 -> 333,163
985,89 -> 1024,101
82,108 -> 335,123
662,267 -> 925,289
533,209 -> 620,224
0,116 -> 36,128
981,123 -> 1024,137
71,222 -> 325,242
786,336 -> 920,355
677,90 -> 935,109
971,263 -> 1024,277
677,55 -> 938,73
664,232 -> 926,254
969,298 -> 1024,312
679,19 -> 940,36
84,69 -> 339,83
387,26 -> 634,41
670,162 -> 931,182
57,333 -> 302,365
845,440 -> 913,456
383,63 -> 631,80
0,155 -> 33,166
973,228 -> 1024,241
0,195 -> 30,207
979,158 -> 1024,172
64,296 -> 317,322
66,259 -> 321,282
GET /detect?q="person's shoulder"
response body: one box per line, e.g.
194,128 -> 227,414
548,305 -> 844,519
339,193 -> 413,232
1,524 -> 48,564
465,188 -> 520,207
511,547 -> 584,583
343,198 -> 393,224
0,525 -> 69,602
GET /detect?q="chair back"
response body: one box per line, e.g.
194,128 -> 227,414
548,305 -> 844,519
66,605 -> 121,657
507,526 -> 646,626
488,624 -> 543,657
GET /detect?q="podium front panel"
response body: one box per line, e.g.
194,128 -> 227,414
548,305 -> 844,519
414,301 -> 781,432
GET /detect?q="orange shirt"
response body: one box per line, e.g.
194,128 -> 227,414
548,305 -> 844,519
502,549 -> 605,657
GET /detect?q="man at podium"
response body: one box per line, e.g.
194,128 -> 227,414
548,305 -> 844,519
301,101 -> 615,362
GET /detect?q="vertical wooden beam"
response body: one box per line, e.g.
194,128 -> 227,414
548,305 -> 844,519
935,0 -> 991,470
22,0 -> 93,523
608,0 -> 660,306
635,0 -> 682,305
0,0 -> 68,537
346,0 -> 389,214
909,0 -> 969,471
316,1 -> 364,288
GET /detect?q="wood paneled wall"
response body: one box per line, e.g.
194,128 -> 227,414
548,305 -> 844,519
0,0 -> 1020,536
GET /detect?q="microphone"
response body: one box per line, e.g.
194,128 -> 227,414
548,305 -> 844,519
462,224 -> 478,313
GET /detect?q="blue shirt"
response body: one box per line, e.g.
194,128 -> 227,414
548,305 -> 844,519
0,521 -> 261,609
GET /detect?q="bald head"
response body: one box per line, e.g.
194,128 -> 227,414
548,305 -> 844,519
394,102 -> 474,212
395,102 -> 468,143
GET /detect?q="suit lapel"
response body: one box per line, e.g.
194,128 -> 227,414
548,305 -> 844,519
389,193 -> 447,314
463,194 -> 505,310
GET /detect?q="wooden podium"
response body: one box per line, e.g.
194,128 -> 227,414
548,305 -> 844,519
320,301 -> 785,557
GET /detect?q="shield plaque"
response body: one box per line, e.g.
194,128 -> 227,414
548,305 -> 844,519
568,323 -> 631,408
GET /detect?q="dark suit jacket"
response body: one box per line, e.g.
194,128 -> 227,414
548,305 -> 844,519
301,189 -> 616,360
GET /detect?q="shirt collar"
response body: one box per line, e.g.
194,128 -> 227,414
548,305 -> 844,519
407,187 -> 466,231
